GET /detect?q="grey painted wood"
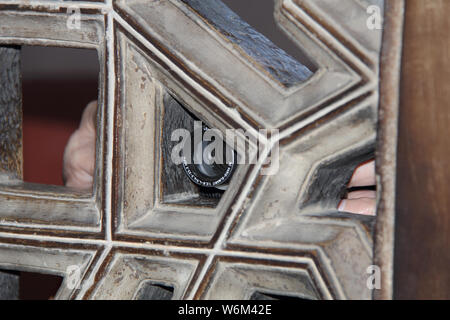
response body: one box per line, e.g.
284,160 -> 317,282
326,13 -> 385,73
0,46 -> 22,181
161,93 -> 198,201
0,45 -> 22,300
161,92 -> 222,207
180,0 -> 314,87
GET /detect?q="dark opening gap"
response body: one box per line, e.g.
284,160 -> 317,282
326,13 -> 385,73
251,291 -> 309,300
135,282 -> 174,300
0,269 -> 63,300
21,45 -> 99,187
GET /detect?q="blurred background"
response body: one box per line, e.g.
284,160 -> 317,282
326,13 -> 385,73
19,46 -> 99,299
21,46 -> 99,186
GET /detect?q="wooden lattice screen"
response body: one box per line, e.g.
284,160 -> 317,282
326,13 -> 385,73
2,0 -> 446,300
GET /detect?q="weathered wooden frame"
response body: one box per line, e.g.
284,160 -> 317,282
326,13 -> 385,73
0,0 -> 405,300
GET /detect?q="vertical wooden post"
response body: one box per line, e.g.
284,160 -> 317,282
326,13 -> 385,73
374,0 -> 405,300
0,46 -> 22,180
0,45 -> 22,299
394,0 -> 450,299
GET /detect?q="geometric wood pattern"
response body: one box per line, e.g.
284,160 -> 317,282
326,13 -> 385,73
0,0 -> 395,299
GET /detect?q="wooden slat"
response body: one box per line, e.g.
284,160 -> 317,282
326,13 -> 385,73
0,46 -> 22,180
180,0 -> 314,87
394,0 -> 450,299
0,270 -> 19,300
0,46 -> 22,299
373,0 -> 404,300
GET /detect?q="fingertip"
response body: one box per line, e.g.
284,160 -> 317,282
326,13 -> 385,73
348,159 -> 376,188
338,198 -> 376,216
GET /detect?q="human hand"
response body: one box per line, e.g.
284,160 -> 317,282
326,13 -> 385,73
63,100 -> 97,190
62,101 -> 377,216
338,160 -> 376,216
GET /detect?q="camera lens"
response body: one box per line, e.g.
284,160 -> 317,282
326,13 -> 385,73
182,127 -> 236,190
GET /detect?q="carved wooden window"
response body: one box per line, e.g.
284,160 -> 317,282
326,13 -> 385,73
0,0 -> 429,300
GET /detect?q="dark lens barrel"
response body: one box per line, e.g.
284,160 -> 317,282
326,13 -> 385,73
182,128 -> 236,188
